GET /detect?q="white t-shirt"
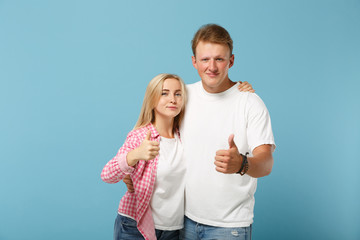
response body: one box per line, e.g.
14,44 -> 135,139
150,134 -> 186,230
180,81 -> 275,228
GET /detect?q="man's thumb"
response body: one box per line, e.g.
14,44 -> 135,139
228,134 -> 235,148
146,130 -> 151,141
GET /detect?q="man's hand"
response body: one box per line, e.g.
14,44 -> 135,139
238,81 -> 255,93
214,134 -> 243,174
123,174 -> 134,193
126,131 -> 160,166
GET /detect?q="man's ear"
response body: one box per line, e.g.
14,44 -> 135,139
229,54 -> 235,69
191,56 -> 198,69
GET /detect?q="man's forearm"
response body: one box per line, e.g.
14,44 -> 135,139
246,144 -> 274,178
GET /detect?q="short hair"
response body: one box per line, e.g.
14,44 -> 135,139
191,24 -> 233,56
134,73 -> 187,133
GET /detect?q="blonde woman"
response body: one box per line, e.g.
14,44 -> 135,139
101,73 -> 254,240
101,73 -> 187,240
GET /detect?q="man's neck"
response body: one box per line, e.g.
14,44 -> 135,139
201,79 -> 236,93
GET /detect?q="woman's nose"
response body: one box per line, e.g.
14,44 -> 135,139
170,95 -> 176,103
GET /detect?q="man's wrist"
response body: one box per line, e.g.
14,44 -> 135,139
236,152 -> 249,175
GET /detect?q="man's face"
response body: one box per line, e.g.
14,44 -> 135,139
192,41 -> 234,93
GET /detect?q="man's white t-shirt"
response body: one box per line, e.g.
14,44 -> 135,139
180,81 -> 275,228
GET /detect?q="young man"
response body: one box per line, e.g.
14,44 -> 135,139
179,24 -> 275,240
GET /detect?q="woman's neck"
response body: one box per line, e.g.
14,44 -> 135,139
154,117 -> 174,138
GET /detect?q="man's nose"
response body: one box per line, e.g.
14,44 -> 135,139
209,59 -> 217,71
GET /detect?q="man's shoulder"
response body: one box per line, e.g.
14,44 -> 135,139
244,93 -> 269,112
246,92 -> 263,102
227,91 -> 268,113
185,81 -> 201,90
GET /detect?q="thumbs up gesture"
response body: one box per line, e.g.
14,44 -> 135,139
214,134 -> 243,174
126,131 -> 160,166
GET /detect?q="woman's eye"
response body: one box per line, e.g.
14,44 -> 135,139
161,92 -> 168,96
176,93 -> 182,97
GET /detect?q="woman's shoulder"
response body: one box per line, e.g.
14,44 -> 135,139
127,125 -> 148,138
127,124 -> 159,140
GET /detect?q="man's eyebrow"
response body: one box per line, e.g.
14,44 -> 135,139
198,55 -> 227,59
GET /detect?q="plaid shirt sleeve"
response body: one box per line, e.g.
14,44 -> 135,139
101,130 -> 141,183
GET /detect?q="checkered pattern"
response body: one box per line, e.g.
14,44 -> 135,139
101,124 -> 160,240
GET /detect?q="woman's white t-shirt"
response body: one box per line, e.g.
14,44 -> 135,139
150,134 -> 186,230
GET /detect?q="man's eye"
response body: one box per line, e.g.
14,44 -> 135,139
216,58 -> 224,61
201,59 -> 209,62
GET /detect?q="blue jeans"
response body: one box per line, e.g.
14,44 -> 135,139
114,214 -> 180,240
180,216 -> 252,240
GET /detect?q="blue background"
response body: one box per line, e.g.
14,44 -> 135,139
1,0 -> 359,239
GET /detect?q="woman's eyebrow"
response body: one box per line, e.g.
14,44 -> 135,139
162,89 -> 182,92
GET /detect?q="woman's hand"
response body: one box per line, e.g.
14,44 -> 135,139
126,131 -> 160,166
238,81 -> 255,93
123,175 -> 135,193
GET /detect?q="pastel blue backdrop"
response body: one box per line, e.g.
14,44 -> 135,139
1,0 -> 359,239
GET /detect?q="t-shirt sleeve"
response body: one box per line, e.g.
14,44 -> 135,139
246,93 -> 276,152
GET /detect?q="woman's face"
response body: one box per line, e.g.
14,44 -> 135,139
154,78 -> 183,121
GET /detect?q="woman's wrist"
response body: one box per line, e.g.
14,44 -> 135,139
126,150 -> 139,167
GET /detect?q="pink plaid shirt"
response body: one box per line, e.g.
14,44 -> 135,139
101,123 -> 161,240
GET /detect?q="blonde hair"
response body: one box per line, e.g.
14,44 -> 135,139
134,73 -> 187,133
191,24 -> 233,56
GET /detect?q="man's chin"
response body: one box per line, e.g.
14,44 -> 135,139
201,78 -> 219,86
